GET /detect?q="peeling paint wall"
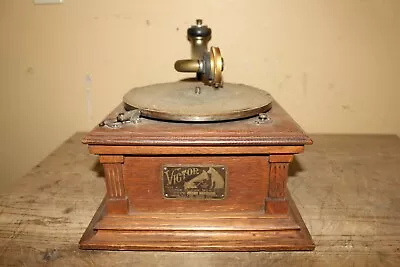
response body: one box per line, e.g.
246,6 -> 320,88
0,0 -> 399,185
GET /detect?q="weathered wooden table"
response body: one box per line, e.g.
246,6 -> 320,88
0,133 -> 399,266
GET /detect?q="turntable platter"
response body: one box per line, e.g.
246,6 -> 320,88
123,81 -> 272,122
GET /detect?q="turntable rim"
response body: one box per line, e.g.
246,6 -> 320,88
123,81 -> 273,122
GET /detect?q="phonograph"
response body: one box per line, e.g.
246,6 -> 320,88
80,20 -> 314,251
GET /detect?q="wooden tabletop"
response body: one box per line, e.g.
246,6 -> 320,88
0,133 -> 399,266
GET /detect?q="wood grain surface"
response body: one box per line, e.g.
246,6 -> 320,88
124,156 -> 268,213
82,102 -> 313,146
0,133 -> 399,266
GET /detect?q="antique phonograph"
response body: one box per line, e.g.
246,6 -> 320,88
80,20 -> 314,251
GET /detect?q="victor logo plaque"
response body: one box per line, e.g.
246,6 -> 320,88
162,165 -> 227,200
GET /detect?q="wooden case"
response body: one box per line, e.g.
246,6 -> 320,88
80,101 -> 314,251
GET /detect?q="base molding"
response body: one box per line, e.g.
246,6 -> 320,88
79,193 -> 314,252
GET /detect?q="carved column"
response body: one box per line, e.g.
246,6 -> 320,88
100,155 -> 128,214
265,154 -> 294,214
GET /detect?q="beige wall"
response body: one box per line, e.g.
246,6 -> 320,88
0,0 -> 399,186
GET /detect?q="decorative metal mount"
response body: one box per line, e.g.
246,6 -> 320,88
255,112 -> 272,124
99,109 -> 141,128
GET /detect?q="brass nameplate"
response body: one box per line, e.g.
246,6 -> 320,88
162,165 -> 227,200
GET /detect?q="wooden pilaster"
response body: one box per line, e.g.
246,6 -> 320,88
100,155 -> 128,214
265,154 -> 294,214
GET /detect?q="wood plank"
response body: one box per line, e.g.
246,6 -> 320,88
88,145 -> 304,155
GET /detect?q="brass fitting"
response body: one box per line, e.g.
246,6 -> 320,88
187,19 -> 212,60
174,20 -> 224,88
174,60 -> 201,73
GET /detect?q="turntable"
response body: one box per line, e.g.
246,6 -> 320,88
80,20 -> 314,251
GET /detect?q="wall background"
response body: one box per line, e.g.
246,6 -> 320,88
0,0 -> 399,187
